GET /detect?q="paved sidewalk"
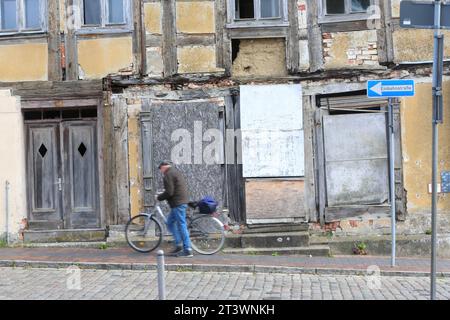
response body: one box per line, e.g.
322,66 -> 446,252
2,267 -> 450,300
1,247 -> 450,276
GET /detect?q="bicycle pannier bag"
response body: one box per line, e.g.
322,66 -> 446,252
198,196 -> 218,214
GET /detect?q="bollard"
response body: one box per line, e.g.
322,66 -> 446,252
157,250 -> 166,300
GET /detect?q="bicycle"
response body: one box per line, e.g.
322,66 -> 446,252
125,200 -> 226,255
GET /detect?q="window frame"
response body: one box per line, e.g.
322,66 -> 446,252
227,0 -> 289,28
319,0 -> 376,24
0,0 -> 47,35
77,0 -> 132,34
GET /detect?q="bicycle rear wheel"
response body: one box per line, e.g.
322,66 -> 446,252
125,214 -> 163,253
189,215 -> 225,255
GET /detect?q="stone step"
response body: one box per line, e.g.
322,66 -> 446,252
222,245 -> 331,257
242,223 -> 309,234
225,232 -> 310,249
23,229 -> 107,243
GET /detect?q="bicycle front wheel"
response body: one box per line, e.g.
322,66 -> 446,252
125,214 -> 163,253
189,215 -> 225,255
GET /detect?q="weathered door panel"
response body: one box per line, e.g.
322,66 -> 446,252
62,121 -> 100,229
323,113 -> 389,207
27,124 -> 63,226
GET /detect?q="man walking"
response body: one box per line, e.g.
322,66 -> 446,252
157,161 -> 193,257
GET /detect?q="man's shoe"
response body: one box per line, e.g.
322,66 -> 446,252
168,245 -> 183,256
176,249 -> 194,257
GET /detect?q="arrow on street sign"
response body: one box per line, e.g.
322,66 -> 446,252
367,80 -> 415,98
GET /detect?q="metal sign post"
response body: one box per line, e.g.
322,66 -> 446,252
367,80 -> 416,267
400,0 -> 445,300
388,98 -> 396,267
430,0 -> 444,301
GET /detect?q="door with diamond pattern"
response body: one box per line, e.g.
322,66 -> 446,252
26,121 -> 100,229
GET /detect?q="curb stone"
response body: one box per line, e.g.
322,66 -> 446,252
1,259 -> 450,277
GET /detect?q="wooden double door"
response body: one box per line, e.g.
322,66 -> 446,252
26,121 -> 100,229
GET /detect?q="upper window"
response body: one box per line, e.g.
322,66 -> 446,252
79,0 -> 131,30
321,0 -> 374,22
228,0 -> 288,27
0,0 -> 45,33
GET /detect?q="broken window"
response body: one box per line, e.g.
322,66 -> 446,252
231,0 -> 286,25
81,0 -> 129,28
322,0 -> 374,21
0,0 -> 44,32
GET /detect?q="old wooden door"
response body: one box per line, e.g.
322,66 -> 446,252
27,123 -> 63,229
27,120 -> 100,229
62,121 -> 99,229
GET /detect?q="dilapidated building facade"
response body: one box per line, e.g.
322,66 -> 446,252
1,0 -> 450,256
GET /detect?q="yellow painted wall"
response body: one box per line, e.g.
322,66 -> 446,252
77,37 -> 133,79
127,104 -> 143,218
393,29 -> 450,63
0,43 -> 48,82
144,2 -> 162,34
178,45 -> 220,73
401,81 -> 450,213
176,1 -> 215,34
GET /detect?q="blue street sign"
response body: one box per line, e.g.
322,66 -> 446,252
367,79 -> 415,98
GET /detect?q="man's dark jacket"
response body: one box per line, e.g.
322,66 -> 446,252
157,167 -> 189,208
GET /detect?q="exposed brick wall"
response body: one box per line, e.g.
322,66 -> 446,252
323,32 -> 379,68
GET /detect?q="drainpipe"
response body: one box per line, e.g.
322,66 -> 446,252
5,181 -> 10,245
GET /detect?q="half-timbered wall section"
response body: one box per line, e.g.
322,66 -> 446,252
2,0 -> 450,243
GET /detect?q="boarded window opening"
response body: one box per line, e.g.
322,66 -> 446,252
235,0 -> 254,19
318,90 -> 387,115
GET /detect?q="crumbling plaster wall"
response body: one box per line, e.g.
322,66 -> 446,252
144,1 -> 164,76
176,1 -> 221,74
231,38 -> 288,77
323,30 -> 380,70
77,37 -> 134,80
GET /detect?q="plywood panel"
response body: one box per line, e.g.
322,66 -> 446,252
240,84 -> 304,178
245,179 -> 306,220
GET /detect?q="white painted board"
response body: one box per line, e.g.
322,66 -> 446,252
240,84 -> 304,177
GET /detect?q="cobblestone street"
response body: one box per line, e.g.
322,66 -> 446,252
1,267 -> 449,300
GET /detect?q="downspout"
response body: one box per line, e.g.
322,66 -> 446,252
5,180 -> 10,245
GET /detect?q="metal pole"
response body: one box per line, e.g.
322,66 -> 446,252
157,250 -> 166,300
431,0 -> 443,301
388,98 -> 396,267
5,181 -> 10,245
